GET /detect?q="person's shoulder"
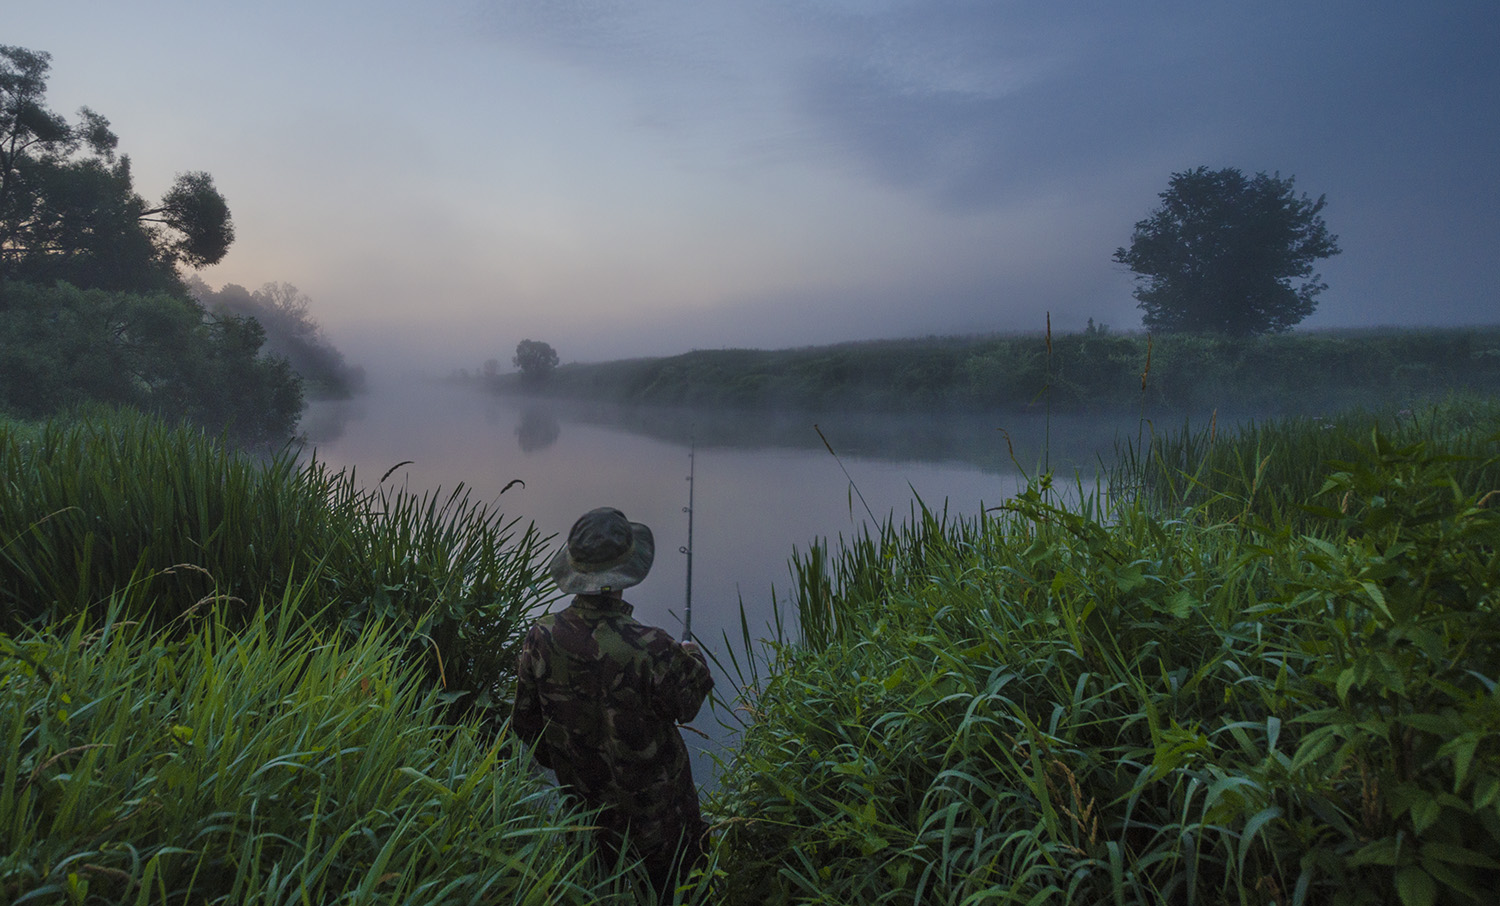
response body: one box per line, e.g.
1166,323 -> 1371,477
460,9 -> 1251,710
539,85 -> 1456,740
626,622 -> 689,658
598,614 -> 662,646
527,612 -> 560,631
521,612 -> 561,644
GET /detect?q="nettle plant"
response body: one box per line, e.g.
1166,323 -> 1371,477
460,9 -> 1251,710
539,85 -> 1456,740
1264,432 -> 1500,905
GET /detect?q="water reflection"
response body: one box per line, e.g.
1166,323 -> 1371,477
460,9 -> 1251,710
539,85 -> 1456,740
297,396 -> 364,445
515,407 -> 561,452
524,396 -> 1144,476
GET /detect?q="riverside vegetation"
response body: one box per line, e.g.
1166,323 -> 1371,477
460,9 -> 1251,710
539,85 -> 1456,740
0,410 -> 666,903
489,326 -> 1500,417
2,394 -> 1499,903
715,396 -> 1500,904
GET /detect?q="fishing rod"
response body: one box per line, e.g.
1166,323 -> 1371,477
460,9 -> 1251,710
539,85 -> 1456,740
679,436 -> 695,642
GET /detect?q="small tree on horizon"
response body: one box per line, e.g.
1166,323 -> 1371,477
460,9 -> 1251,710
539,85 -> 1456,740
1114,166 -> 1341,335
513,339 -> 558,383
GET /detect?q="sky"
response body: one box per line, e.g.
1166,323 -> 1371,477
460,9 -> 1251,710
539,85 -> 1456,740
10,1 -> 1500,372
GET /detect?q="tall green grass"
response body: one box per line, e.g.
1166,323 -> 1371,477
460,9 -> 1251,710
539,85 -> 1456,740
0,596 -> 693,904
1116,395 -> 1500,529
11,390 -> 1500,904
0,408 -> 551,717
713,407 -> 1500,904
2,409 -> 724,904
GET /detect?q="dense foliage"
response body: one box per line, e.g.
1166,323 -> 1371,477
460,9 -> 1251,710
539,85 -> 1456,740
0,410 -> 549,717
1114,167 -> 1340,335
1,603 -> 609,904
0,281 -> 302,442
496,327 -> 1500,418
0,45 -> 232,293
188,278 -> 366,399
713,401 -> 1500,904
0,45 -> 314,442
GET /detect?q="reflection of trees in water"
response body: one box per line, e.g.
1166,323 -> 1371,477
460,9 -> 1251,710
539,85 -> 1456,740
492,392 -> 1174,474
298,399 -> 365,445
516,407 -> 561,452
525,399 -> 1154,475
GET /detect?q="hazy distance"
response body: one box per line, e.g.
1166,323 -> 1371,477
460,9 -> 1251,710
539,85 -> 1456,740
10,1 -> 1498,376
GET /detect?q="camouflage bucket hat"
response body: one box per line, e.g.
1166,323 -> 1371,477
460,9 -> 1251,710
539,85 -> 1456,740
548,507 -> 655,594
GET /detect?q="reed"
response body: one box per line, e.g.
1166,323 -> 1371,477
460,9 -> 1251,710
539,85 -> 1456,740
1114,394 -> 1500,528
0,408 -> 552,718
713,405 -> 1500,904
0,595 -> 716,904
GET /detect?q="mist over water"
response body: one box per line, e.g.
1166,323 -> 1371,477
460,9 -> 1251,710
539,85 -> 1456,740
300,378 -> 1137,784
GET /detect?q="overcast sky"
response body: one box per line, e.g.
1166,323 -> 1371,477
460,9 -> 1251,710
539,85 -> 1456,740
10,1 -> 1499,370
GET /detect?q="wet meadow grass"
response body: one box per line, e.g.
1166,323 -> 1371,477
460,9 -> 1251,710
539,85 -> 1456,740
0,595 -> 711,904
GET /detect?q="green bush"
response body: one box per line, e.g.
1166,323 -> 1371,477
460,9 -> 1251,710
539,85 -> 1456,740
1118,396 -> 1500,530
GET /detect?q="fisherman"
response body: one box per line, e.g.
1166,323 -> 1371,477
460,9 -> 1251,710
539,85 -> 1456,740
512,506 -> 714,899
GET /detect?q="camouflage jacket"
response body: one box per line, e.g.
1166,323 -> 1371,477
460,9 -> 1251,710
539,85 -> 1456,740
512,594 -> 714,847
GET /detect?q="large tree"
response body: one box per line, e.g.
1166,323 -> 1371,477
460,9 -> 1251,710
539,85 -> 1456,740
1114,167 -> 1340,335
0,46 -> 299,441
0,45 -> 233,293
512,339 -> 559,383
0,281 -> 301,441
187,277 -> 366,398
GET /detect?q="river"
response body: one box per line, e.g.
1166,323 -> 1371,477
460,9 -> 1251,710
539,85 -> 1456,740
299,377 -> 1141,786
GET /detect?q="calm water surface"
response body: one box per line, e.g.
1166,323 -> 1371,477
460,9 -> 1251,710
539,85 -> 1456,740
301,378 -> 1134,783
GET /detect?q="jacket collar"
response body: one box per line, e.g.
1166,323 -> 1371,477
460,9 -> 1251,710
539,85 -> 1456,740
570,593 -> 634,617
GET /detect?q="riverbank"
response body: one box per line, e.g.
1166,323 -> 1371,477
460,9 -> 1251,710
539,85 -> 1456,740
712,395 -> 1500,904
483,326 -> 1500,417
4,398 -> 1499,903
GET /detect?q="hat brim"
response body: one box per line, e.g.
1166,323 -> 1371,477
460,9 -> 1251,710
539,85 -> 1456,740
548,521 -> 655,594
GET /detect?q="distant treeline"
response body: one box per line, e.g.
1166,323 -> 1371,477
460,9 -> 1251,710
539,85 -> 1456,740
0,280 -> 303,443
187,278 -> 366,400
494,326 -> 1500,416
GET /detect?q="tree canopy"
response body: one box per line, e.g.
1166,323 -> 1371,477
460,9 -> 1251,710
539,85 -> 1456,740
188,278 -> 366,399
513,339 -> 559,383
0,280 -> 302,441
0,45 -> 233,293
0,45 -> 299,442
1114,167 -> 1340,335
